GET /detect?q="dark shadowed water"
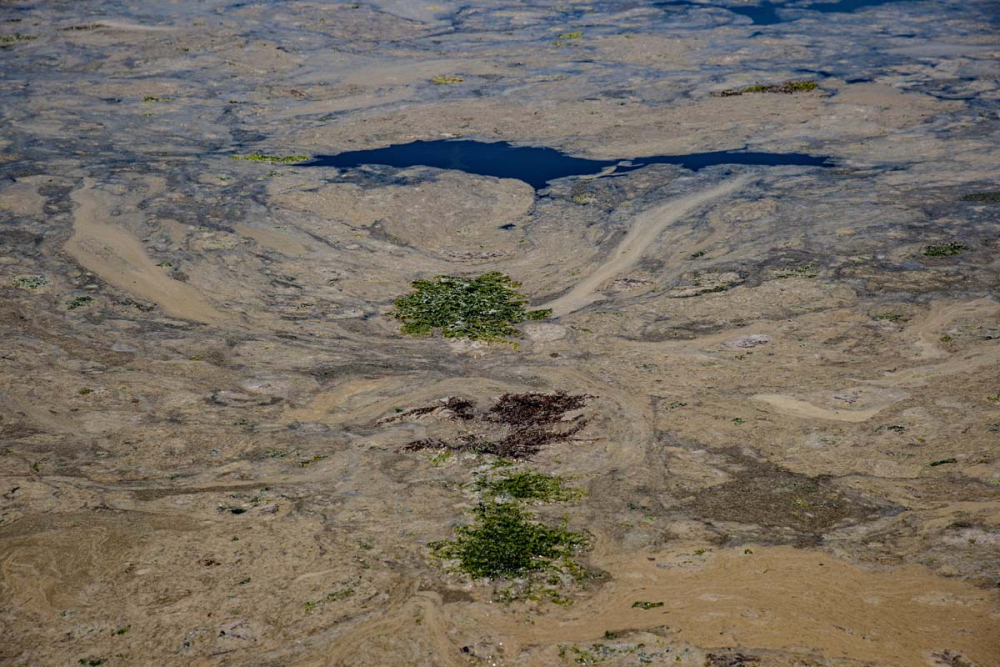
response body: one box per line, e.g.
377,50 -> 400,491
307,140 -> 832,190
657,0 -> 916,25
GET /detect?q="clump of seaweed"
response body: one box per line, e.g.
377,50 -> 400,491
405,423 -> 585,459
714,80 -> 818,97
11,275 -> 47,290
707,653 -> 761,667
431,501 -> 587,579
961,191 -> 1000,204
924,242 -> 967,257
431,74 -> 464,84
402,391 -> 591,459
0,34 -> 38,47
67,295 -> 94,310
381,396 -> 477,424
391,272 -> 550,343
477,470 -> 583,503
231,153 -> 309,164
487,391 -> 589,426
631,600 -> 664,610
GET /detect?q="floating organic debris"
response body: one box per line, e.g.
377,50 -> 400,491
924,242 -> 967,257
770,263 -> 817,279
67,296 -> 94,310
714,80 -> 818,97
380,396 -> 477,424
303,588 -> 354,613
391,272 -> 550,343
402,391 -> 590,459
686,451 -> 888,536
929,458 -> 957,467
0,34 -> 38,46
631,600 -> 664,610
707,653 -> 761,667
431,74 -> 464,84
11,275 -> 47,290
488,391 -> 588,426
961,191 -> 1000,204
431,501 -> 587,579
232,153 -> 309,164
477,470 -> 583,503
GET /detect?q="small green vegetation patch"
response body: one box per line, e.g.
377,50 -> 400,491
232,153 -> 309,164
67,295 -> 94,310
478,471 -> 583,503
962,191 -> 1000,204
557,31 -> 582,39
771,263 -> 817,279
716,79 -> 818,97
929,458 -> 957,467
431,74 -> 465,84
631,600 -> 664,610
432,501 -> 587,579
12,275 -> 47,290
924,242 -> 967,257
0,33 -> 38,46
304,588 -> 354,612
391,271 -> 550,342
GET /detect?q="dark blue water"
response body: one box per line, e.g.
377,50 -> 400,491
657,0 -> 915,26
306,140 -> 832,190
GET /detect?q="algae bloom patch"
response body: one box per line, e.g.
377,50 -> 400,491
714,79 -> 819,97
431,501 -> 587,579
231,153 -> 309,164
391,271 -> 550,343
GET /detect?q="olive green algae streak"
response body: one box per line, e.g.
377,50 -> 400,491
541,175 -> 751,317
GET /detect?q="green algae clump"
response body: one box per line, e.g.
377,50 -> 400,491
716,79 -> 818,97
391,271 -> 550,342
924,242 -> 967,257
962,191 -> 1000,204
232,153 -> 309,164
12,275 -> 47,290
0,34 -> 38,47
432,502 -> 587,579
631,600 -> 664,610
478,471 -> 583,503
431,74 -> 465,84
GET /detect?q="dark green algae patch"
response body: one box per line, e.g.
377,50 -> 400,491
231,153 -> 309,164
476,470 -> 584,503
714,79 -> 819,97
391,271 -> 550,343
431,501 -> 588,580
429,467 -> 589,595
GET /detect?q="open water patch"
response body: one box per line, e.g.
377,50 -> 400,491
307,140 -> 832,190
657,0 -> 918,26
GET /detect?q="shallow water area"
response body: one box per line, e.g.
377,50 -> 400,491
657,0 -> 922,25
308,140 -> 833,190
